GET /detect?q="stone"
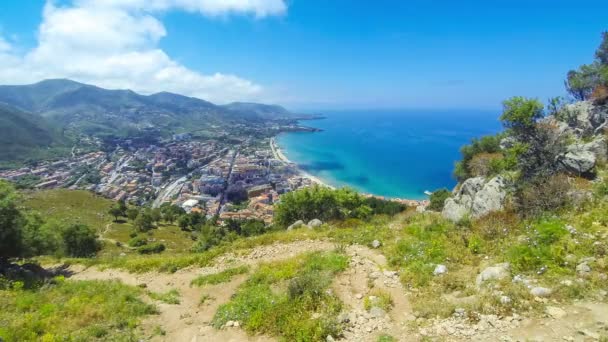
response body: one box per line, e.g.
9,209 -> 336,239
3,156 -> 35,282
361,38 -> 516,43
225,320 -> 235,327
355,293 -> 363,300
545,306 -> 567,319
559,149 -> 596,175
476,263 -> 511,287
369,306 -> 386,318
307,219 -> 323,228
442,176 -> 507,222
371,240 -> 381,248
287,220 -> 305,230
576,262 -> 592,275
471,176 -> 507,218
433,264 -> 448,276
233,321 -> 240,328
326,335 -> 335,342
530,287 -> 553,297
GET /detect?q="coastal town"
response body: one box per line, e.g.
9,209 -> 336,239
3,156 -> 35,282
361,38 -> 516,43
0,134 -> 428,224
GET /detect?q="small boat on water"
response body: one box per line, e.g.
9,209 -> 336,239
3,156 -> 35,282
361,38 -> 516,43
423,190 -> 433,196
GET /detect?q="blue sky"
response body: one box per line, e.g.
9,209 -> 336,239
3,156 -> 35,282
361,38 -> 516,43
0,0 -> 607,110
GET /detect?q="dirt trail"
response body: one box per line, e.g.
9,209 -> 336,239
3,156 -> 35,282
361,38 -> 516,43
332,245 -> 412,341
66,239 -> 608,342
68,239 -> 335,342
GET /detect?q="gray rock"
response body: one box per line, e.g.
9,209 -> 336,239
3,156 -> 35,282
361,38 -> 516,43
559,149 -> 596,174
576,262 -> 591,275
371,240 -> 381,248
582,136 -> 608,163
369,306 -> 386,318
476,263 -> 510,287
442,176 -> 508,222
287,220 -> 305,230
433,264 -> 448,276
530,287 -> 553,297
326,335 -> 335,342
442,198 -> 469,222
307,219 -> 323,228
471,176 -> 507,218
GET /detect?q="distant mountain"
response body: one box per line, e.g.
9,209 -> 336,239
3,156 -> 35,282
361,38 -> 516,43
221,102 -> 299,121
0,79 -> 301,137
0,103 -> 69,167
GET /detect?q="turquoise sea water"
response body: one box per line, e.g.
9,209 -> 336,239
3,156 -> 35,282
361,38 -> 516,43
277,109 -> 502,199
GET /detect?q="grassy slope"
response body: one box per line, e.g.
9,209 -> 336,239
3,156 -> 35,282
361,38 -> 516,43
0,278 -> 157,342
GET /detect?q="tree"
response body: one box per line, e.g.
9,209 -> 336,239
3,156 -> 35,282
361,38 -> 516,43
126,208 -> 139,221
150,208 -> 162,225
117,199 -> 128,216
109,205 -> 123,222
428,188 -> 451,211
500,97 -> 544,139
0,180 -> 25,260
134,210 -> 154,232
61,224 -> 100,257
177,215 -> 190,231
596,31 -> 608,65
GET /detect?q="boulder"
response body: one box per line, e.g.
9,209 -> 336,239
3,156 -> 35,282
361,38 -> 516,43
369,306 -> 386,318
371,240 -> 381,249
433,264 -> 448,276
530,287 -> 553,297
476,263 -> 510,287
471,176 -> 507,218
559,149 -> 596,175
582,137 -> 608,163
307,219 -> 323,228
576,262 -> 592,275
442,176 -> 508,222
287,220 -> 305,230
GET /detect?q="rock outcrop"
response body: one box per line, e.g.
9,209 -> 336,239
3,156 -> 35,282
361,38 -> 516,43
442,176 -> 508,222
558,149 -> 596,175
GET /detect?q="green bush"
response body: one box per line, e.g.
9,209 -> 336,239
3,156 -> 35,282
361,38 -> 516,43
61,224 -> 100,257
128,236 -> 148,248
274,186 -> 373,227
506,219 -> 569,273
137,243 -> 165,255
428,188 -> 451,211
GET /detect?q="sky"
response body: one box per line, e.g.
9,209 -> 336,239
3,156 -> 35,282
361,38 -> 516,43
0,0 -> 607,110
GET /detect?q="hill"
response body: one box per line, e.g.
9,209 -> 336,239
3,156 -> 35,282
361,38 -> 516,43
0,79 -> 302,138
0,103 -> 69,168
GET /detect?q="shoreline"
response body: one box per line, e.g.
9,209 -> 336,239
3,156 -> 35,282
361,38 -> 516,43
270,137 -> 429,206
270,137 -> 335,189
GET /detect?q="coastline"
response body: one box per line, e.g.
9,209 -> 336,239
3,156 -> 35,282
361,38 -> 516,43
270,136 -> 429,207
270,137 -> 335,189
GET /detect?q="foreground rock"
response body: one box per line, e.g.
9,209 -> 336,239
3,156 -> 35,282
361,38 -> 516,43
442,176 -> 508,222
476,263 -> 510,287
287,220 -> 305,230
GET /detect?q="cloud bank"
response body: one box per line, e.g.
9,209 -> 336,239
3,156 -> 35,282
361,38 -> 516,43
0,0 -> 287,103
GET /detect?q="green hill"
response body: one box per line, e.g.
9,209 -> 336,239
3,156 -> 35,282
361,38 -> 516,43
0,79 -> 302,138
0,104 -> 69,168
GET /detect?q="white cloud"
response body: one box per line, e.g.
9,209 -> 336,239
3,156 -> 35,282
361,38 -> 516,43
0,0 -> 287,103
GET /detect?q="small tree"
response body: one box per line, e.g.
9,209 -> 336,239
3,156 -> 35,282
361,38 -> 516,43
109,205 -> 123,222
500,97 -> 544,139
0,180 -> 25,260
61,224 -> 100,257
150,208 -> 162,225
177,215 -> 190,231
428,188 -> 451,211
595,31 -> 608,65
126,208 -> 139,221
134,211 -> 154,232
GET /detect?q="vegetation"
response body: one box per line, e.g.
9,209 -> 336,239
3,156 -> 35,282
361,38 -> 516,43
191,265 -> 250,286
213,251 -> 348,341
0,277 -> 156,342
148,289 -> 181,304
428,188 -> 451,211
274,186 -> 405,227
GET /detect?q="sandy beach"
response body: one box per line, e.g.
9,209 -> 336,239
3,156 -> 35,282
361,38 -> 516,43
270,137 -> 335,189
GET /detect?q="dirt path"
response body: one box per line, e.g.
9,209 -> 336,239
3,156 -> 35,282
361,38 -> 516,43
68,239 -> 335,342
332,245 -> 412,341
66,239 -> 608,342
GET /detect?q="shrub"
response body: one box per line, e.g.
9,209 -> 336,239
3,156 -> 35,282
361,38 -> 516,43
506,219 -> 569,273
468,152 -> 504,177
61,224 -> 100,257
137,243 -> 165,255
517,174 -> 572,217
428,188 -> 451,211
128,236 -> 148,248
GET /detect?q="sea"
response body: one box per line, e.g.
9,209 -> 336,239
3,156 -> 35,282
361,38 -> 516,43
277,109 -> 502,200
